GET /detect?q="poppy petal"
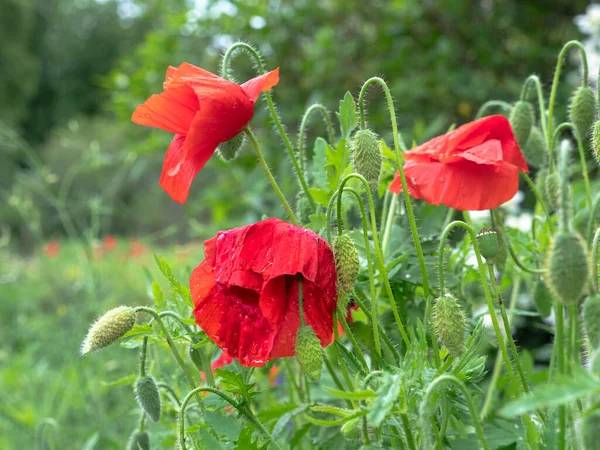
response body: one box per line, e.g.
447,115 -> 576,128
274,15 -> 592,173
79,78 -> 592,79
241,68 -> 280,103
132,85 -> 199,135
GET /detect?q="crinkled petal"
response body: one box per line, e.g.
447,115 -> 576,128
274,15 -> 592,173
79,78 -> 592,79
458,139 -> 503,165
241,68 -> 280,103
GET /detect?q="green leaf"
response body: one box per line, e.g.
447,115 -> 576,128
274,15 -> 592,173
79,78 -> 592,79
81,432 -> 99,450
100,373 -> 136,388
153,254 -> 192,307
337,92 -> 358,140
214,369 -> 259,403
151,281 -> 166,311
308,188 -> 331,207
310,405 -> 354,417
272,405 -> 309,439
258,403 -> 298,423
501,369 -> 600,417
306,213 -> 326,232
324,387 -> 376,401
304,409 -> 367,426
197,428 -> 226,450
235,426 -> 266,450
368,374 -> 401,427
311,137 -> 328,188
205,410 -> 242,441
290,424 -> 311,449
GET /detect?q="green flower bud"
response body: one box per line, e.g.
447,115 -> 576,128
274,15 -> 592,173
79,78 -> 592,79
295,325 -> 323,382
593,120 -> 600,165
341,418 -> 360,440
509,101 -> 534,148
545,231 -> 589,304
433,293 -> 466,357
134,376 -> 162,422
583,295 -> 600,350
476,228 -> 498,261
333,233 -> 360,293
81,306 -> 136,355
188,344 -> 203,372
531,278 -> 553,318
545,172 -> 560,211
296,192 -> 312,225
217,133 -> 245,161
569,86 -> 596,139
127,430 -> 150,450
579,410 -> 600,450
523,127 -> 547,168
352,129 -> 382,190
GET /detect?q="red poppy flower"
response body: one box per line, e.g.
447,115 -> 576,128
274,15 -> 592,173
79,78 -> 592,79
103,235 -> 117,251
43,240 -> 61,258
190,218 -> 338,367
389,115 -> 528,211
268,365 -> 280,387
132,63 -> 280,203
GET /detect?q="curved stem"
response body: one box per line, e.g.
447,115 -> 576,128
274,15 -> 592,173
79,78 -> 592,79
298,104 -> 335,172
358,77 -> 430,299
421,375 -> 490,450
507,242 -> 545,274
157,382 -> 181,407
338,173 -> 410,348
244,128 -> 297,224
158,311 -> 195,335
520,75 -> 548,141
475,100 -> 512,119
522,173 -> 554,235
586,194 -> 600,244
547,41 -> 589,157
221,42 -> 316,212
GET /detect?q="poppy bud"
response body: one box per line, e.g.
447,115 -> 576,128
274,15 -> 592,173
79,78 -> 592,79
433,293 -> 466,357
531,278 -> 553,318
583,295 -> 600,350
523,127 -> 547,168
569,86 -> 596,139
333,233 -> 360,293
545,231 -> 589,304
544,172 -> 560,211
81,306 -> 136,355
592,120 -> 600,165
476,228 -> 498,262
127,430 -> 150,450
341,418 -> 360,440
579,410 -> 600,450
296,192 -> 312,225
352,129 -> 382,190
217,133 -> 245,161
134,376 -> 162,422
188,344 -> 203,372
295,325 -> 323,382
509,101 -> 534,148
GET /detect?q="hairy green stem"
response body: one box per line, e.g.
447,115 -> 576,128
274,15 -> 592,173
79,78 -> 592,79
587,194 -> 600,244
337,304 -> 369,371
475,100 -> 512,119
139,336 -> 148,377
520,75 -> 548,140
555,300 -> 566,450
593,227 -> 600,292
298,104 -> 335,171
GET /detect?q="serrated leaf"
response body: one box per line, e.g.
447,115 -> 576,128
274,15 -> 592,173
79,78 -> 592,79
310,405 -> 355,417
153,254 -> 192,307
272,405 -> 309,439
258,403 -> 298,423
337,92 -> 358,140
214,369 -> 259,403
312,137 -> 328,188
334,341 -> 366,376
304,409 -> 368,426
151,281 -> 166,311
324,387 -> 376,401
197,428 -> 226,450
205,410 -> 242,441
368,374 -> 401,427
309,188 -> 331,207
306,213 -> 326,232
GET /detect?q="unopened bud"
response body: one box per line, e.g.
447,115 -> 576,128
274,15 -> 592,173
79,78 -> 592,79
333,233 -> 360,293
81,306 -> 136,355
583,295 -> 600,350
217,133 -> 245,161
127,430 -> 150,450
545,231 -> 589,304
134,376 -> 162,422
593,120 -> 600,165
509,101 -> 534,148
579,410 -> 600,450
476,228 -> 498,261
295,325 -> 323,382
545,172 -> 560,211
296,192 -> 312,225
569,86 -> 596,139
523,127 -> 547,168
352,129 -> 382,190
531,278 -> 552,318
433,293 -> 466,357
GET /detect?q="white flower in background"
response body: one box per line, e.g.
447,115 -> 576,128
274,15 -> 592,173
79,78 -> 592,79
575,4 -> 600,36
575,4 -> 600,85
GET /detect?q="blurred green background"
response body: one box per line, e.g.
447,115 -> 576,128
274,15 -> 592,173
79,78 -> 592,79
0,0 -> 593,447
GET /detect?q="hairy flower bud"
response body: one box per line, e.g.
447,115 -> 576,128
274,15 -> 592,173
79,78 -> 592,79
217,133 -> 245,161
476,228 -> 498,261
531,278 -> 552,318
81,306 -> 136,355
134,376 -> 162,422
352,129 -> 382,190
545,172 -> 560,211
593,121 -> 600,165
127,430 -> 150,450
569,86 -> 596,139
295,325 -> 323,382
583,295 -> 600,350
509,101 -> 534,147
523,127 -> 547,168
333,233 -> 360,293
296,192 -> 312,225
545,231 -> 589,304
433,293 -> 466,357
580,410 -> 600,450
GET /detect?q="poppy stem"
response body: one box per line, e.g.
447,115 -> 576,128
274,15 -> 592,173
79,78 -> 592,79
244,127 -> 298,224
326,186 -> 382,357
521,173 -> 554,234
221,42 -> 317,212
139,336 -> 148,377
592,227 -> 600,292
475,100 -> 512,119
358,77 -> 431,300
547,40 -> 589,158
554,300 -> 566,450
298,104 -> 336,172
520,75 -> 548,141
586,193 -> 600,244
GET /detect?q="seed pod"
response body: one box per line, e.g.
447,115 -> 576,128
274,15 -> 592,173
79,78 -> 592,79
127,430 -> 150,450
433,293 -> 466,357
523,127 -> 547,168
134,376 -> 162,422
509,101 -> 534,148
544,172 -> 560,211
352,129 -> 382,190
333,233 -> 360,293
545,231 -> 589,304
531,278 -> 553,318
584,295 -> 600,350
295,325 -> 323,382
593,120 -> 600,165
217,133 -> 245,161
580,410 -> 600,450
569,86 -> 596,139
296,192 -> 312,225
341,418 -> 360,440
476,228 -> 498,261
81,306 -> 136,355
